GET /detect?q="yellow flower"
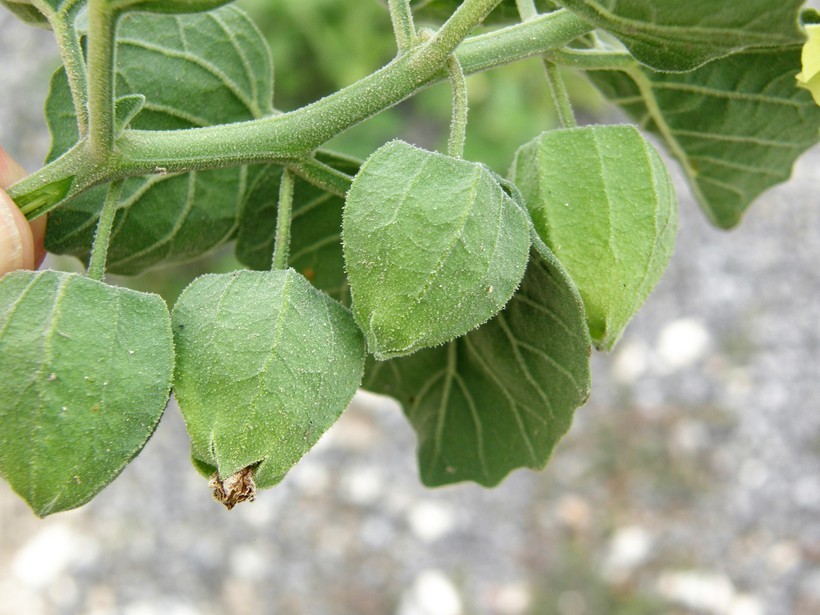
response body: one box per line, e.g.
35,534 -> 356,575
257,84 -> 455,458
796,24 -> 820,105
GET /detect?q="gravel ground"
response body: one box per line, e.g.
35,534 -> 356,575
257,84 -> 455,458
1,8 -> 819,615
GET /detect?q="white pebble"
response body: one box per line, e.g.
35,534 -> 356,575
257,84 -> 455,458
655,318 -> 711,372
601,525 -> 653,583
397,570 -> 463,615
12,525 -> 85,589
407,501 -> 455,543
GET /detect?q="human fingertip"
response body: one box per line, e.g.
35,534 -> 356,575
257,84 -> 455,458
0,147 -> 28,188
0,189 -> 35,276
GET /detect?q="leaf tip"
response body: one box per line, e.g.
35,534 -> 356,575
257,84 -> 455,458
210,466 -> 256,510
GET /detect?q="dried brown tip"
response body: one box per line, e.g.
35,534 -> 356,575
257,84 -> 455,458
210,466 -> 256,510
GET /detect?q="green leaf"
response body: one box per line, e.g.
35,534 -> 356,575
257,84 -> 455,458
235,152 -> 360,301
343,140 -> 531,360
555,0 -> 805,71
364,240 -> 591,487
13,176 -> 75,215
113,94 -> 146,135
587,48 -> 820,228
0,0 -> 50,28
511,125 -> 677,350
44,5 -> 274,274
172,270 -> 365,499
23,0 -> 76,11
0,271 -> 174,517
109,0 -> 235,14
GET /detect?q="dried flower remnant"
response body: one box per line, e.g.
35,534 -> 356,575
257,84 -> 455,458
210,466 -> 256,510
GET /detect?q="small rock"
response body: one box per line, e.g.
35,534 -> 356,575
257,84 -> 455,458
339,466 -> 384,506
407,501 -> 456,543
655,318 -> 711,372
397,570 -> 463,615
656,569 -> 735,614
612,339 -> 650,384
601,525 -> 653,583
12,525 -> 89,589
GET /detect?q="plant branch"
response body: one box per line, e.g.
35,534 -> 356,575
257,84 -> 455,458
544,48 -> 637,71
543,62 -> 576,128
86,178 -> 124,281
52,3 -> 89,135
388,0 -> 417,53
446,55 -> 468,158
455,9 -> 593,72
421,0 -> 502,68
86,0 -> 119,158
514,0 -> 538,21
10,9 -> 595,218
515,0 -> 575,128
271,169 -> 295,271
287,158 -> 354,199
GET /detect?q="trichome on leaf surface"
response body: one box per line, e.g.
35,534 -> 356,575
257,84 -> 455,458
0,0 -> 818,516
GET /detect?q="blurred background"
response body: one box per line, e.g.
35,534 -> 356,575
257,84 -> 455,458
1,1 -> 819,614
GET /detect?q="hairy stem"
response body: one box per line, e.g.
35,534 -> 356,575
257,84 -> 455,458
421,0 -> 501,68
86,179 -> 124,282
10,10 -> 594,219
516,0 -> 575,128
514,0 -> 538,21
543,61 -> 576,128
446,55 -> 469,159
86,0 -> 118,158
287,157 -> 354,199
53,6 -> 89,135
388,0 -> 417,53
271,169 -> 295,271
545,48 -> 637,71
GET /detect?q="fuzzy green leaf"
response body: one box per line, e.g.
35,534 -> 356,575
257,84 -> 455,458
0,271 -> 174,517
109,0 -> 235,14
44,5 -> 274,274
365,240 -> 590,486
20,0 -> 76,10
555,0 -> 805,71
587,48 -> 820,228
0,0 -> 50,28
512,125 -> 676,350
172,270 -> 365,491
343,140 -> 531,360
235,153 -> 360,301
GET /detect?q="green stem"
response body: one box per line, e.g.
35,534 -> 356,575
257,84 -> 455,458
287,157 -> 354,199
455,10 -> 592,73
388,0 -> 417,53
545,48 -> 636,71
422,0 -> 502,68
271,169 -> 295,271
10,10 -> 595,219
86,0 -> 119,158
86,179 -> 124,281
33,1 -> 89,134
53,6 -> 89,135
515,0 -> 575,128
514,0 -> 538,21
446,55 -> 469,158
543,61 -> 576,128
